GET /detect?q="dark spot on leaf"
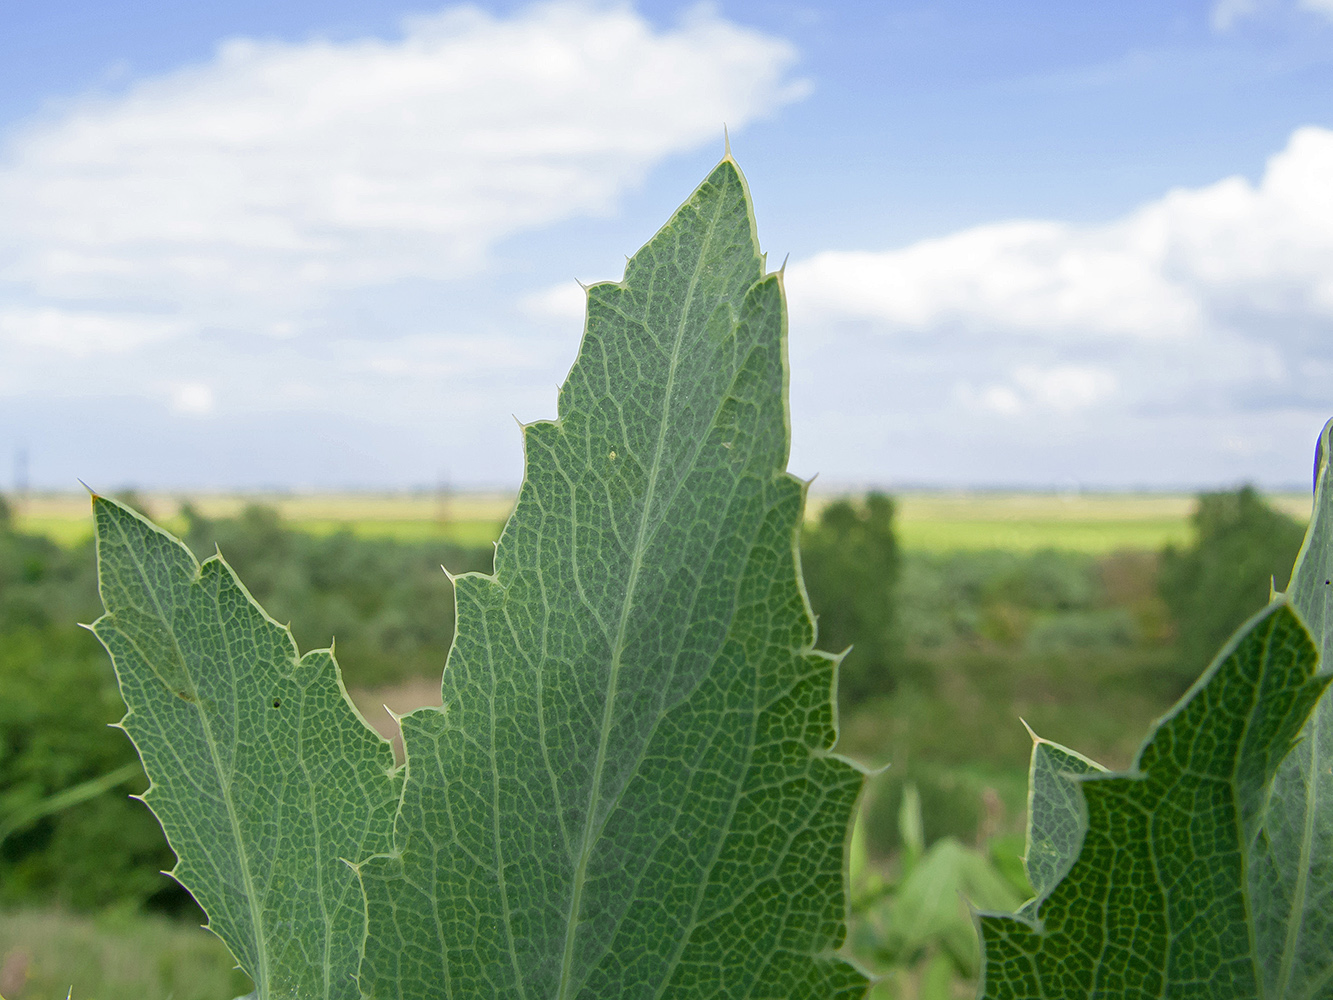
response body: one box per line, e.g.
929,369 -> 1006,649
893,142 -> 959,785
176,690 -> 195,702
272,698 -> 281,709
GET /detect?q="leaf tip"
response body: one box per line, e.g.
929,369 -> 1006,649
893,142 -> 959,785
1315,416 -> 1333,492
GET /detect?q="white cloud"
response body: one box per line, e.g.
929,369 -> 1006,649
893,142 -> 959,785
787,222 -> 1202,339
1013,365 -> 1117,412
962,365 -> 1118,417
787,127 -> 1333,342
0,307 -> 183,355
520,281 -> 588,322
1211,0 -> 1262,30
781,126 -> 1333,488
170,382 -> 216,416
1211,0 -> 1333,28
973,384 -> 1023,417
0,2 -> 804,336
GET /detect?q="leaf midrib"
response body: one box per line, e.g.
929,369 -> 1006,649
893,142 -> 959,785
554,180 -> 735,1000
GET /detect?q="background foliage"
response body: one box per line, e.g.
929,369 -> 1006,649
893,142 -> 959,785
0,485 -> 1310,998
1158,484 -> 1306,679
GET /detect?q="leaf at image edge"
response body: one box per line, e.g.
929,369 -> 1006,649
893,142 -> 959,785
1264,414 -> 1333,1000
979,600 -> 1326,999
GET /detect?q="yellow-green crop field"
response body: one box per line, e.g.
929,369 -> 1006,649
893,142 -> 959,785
893,491 -> 1311,552
10,489 -> 1313,553
11,492 -> 516,549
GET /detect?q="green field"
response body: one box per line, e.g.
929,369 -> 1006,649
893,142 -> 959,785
12,489 -> 1312,553
0,908 -> 250,999
894,491 -> 1309,552
12,492 -> 515,549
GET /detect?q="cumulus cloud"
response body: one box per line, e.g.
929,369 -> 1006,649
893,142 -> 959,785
782,127 -> 1333,486
1211,0 -> 1263,30
787,222 -> 1203,340
1211,0 -> 1333,29
1299,0 -> 1333,18
0,1 -> 804,344
170,382 -> 216,416
0,307 -> 184,356
520,281 -> 588,323
787,126 -> 1333,341
961,365 -> 1119,417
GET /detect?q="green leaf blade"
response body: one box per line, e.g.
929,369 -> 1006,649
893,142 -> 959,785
1265,415 -> 1333,1000
358,159 -> 867,1000
1020,731 -> 1104,907
92,497 -> 401,999
978,601 -> 1327,1000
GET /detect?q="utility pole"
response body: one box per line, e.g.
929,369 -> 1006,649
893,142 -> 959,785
13,446 -> 28,499
437,468 -> 451,526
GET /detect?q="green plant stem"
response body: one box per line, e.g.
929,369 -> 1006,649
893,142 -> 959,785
0,761 -> 142,847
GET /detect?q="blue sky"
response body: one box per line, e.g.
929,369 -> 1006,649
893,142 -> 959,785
2,0 -> 1332,490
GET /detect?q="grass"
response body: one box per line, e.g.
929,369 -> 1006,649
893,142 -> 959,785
0,907 -> 250,999
11,492 -> 513,549
11,489 -> 1312,553
890,491 -> 1310,553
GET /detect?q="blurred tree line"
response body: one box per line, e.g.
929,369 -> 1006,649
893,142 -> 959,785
0,485 -> 1310,917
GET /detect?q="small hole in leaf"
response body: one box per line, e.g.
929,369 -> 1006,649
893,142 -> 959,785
272,698 -> 281,709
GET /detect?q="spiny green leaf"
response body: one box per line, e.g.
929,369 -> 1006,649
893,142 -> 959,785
355,157 -> 868,999
92,498 -> 401,998
1264,414 -> 1333,999
1019,727 -> 1104,908
978,600 -> 1327,999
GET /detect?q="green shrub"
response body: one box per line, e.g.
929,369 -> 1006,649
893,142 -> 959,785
896,549 -> 1140,654
0,521 -> 98,634
1158,485 -> 1305,680
0,625 -> 179,912
801,492 -> 903,701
